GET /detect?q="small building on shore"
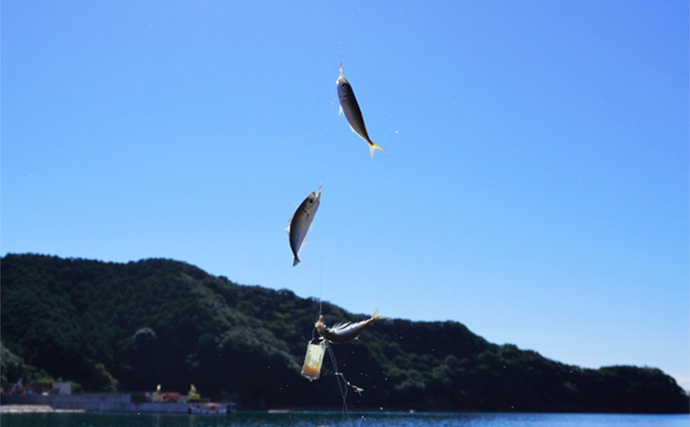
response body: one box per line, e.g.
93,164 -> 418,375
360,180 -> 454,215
0,392 -> 236,414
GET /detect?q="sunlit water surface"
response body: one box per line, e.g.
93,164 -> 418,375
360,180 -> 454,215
0,412 -> 690,427
2,411 -> 689,427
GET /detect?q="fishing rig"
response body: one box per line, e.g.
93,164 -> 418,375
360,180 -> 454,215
300,328 -> 364,419
297,240 -> 363,418
291,60 -> 383,417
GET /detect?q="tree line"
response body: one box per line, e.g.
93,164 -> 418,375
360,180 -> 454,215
1,253 -> 687,413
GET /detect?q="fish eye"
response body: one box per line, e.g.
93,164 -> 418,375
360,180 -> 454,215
309,199 -> 314,204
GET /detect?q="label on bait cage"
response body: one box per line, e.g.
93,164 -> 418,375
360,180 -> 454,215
301,341 -> 326,381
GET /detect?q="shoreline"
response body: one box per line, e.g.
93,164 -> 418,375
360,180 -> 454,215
0,405 -> 85,414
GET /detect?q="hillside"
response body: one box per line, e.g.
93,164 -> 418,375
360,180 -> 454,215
1,253 -> 687,413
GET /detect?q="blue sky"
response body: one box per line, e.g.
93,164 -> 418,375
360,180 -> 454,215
3,1 -> 688,390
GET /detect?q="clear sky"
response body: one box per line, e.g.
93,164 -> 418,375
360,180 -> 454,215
2,1 -> 688,390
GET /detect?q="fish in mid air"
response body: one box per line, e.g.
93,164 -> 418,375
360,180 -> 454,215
286,186 -> 322,266
315,309 -> 388,344
336,63 -> 386,158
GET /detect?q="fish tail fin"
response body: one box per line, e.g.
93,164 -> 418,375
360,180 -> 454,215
293,257 -> 301,267
368,142 -> 387,158
372,309 -> 389,321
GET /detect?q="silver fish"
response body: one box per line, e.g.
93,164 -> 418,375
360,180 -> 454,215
336,63 -> 386,158
315,309 -> 387,344
286,186 -> 322,266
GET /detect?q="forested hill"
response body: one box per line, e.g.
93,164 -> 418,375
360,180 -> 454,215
1,254 -> 687,413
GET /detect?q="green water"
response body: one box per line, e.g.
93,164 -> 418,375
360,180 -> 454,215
1,411 -> 688,427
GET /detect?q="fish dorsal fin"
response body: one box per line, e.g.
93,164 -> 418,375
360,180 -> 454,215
331,321 -> 351,331
285,202 -> 300,233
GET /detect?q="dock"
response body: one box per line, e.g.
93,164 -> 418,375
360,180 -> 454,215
0,393 -> 235,414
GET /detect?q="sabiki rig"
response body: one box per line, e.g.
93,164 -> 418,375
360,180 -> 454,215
315,309 -> 388,344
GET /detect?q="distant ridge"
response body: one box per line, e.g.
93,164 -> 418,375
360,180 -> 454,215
2,253 -> 688,413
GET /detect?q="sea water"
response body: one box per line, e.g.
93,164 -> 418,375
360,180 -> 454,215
1,411 -> 688,427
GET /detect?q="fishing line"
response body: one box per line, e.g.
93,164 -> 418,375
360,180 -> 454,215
319,207 -> 324,316
306,5 -> 351,414
325,341 -> 351,420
